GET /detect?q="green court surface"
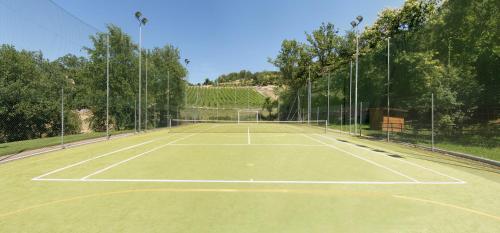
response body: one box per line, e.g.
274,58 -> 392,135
0,122 -> 499,232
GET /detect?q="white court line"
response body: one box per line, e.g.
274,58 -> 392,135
167,144 -> 324,147
80,124 -> 221,180
80,133 -> 197,180
247,127 -> 251,145
316,134 -> 466,183
33,178 -> 464,185
301,134 -> 419,182
32,139 -> 158,180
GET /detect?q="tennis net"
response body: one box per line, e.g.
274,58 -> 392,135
168,119 -> 327,134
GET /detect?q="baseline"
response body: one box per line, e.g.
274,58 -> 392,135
34,178 -> 464,185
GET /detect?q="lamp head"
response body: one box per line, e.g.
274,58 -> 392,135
356,15 -> 363,23
141,17 -> 148,25
350,21 -> 357,28
135,11 -> 142,20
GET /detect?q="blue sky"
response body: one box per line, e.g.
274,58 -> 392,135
4,0 -> 405,83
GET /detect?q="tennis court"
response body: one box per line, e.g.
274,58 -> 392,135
1,121 -> 499,232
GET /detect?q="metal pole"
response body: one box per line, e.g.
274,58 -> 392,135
349,60 -> 353,134
387,37 -> 390,142
297,91 -> 301,122
61,85 -> 64,148
431,93 -> 435,151
316,106 -> 319,122
167,70 -> 170,120
307,66 -> 311,124
216,81 -> 219,120
360,102 -> 363,136
134,99 -> 137,133
145,53 -> 148,130
340,104 -> 343,132
138,25 -> 142,132
327,74 -> 330,125
354,35 -> 359,134
106,34 -> 110,139
277,101 -> 280,121
184,62 -> 188,120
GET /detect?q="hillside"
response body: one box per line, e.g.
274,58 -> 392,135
215,70 -> 280,86
186,86 -> 266,109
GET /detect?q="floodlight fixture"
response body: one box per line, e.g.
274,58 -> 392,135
135,11 -> 142,20
356,15 -> 363,23
350,21 -> 357,28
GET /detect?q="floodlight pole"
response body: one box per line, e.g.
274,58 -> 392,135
106,34 -> 110,139
387,37 -> 390,142
354,35 -> 359,135
145,53 -> 148,130
349,60 -> 353,134
138,25 -> 142,132
135,11 -> 147,132
350,15 -> 363,135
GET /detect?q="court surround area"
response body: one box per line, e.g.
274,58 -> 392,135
0,121 -> 499,232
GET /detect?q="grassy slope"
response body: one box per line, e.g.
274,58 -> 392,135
0,130 -> 133,157
0,129 -> 498,232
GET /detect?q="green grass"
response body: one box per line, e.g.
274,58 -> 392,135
0,130 -> 133,157
0,124 -> 499,232
327,124 -> 500,162
186,86 -> 266,108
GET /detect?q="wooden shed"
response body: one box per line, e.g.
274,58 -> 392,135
369,108 -> 407,132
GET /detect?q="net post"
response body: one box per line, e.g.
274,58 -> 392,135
324,120 -> 327,134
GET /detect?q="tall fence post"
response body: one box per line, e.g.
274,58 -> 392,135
431,93 -> 435,151
134,99 -> 137,133
61,85 -> 64,149
316,106 -> 319,122
387,37 -> 390,142
106,34 -> 110,139
359,102 -> 363,136
327,75 -> 330,125
340,104 -> 343,132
